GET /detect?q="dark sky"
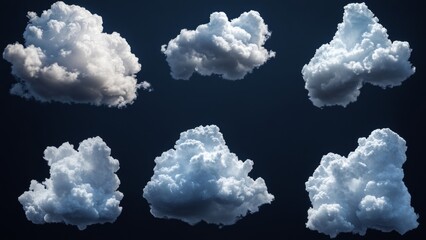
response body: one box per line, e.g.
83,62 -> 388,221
1,0 -> 425,239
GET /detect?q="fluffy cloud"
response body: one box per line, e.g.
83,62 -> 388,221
161,11 -> 275,80
302,3 -> 415,107
3,1 -> 144,107
19,137 -> 123,230
143,125 -> 274,225
306,128 -> 418,237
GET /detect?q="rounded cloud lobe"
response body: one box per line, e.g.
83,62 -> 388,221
306,129 -> 418,238
3,1 -> 143,107
143,125 -> 274,225
161,11 -> 275,80
18,137 -> 123,230
302,3 -> 415,107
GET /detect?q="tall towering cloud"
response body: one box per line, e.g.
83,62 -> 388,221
3,1 -> 145,107
143,125 -> 274,225
302,3 -> 415,107
306,129 -> 418,237
19,137 -> 123,230
161,11 -> 275,80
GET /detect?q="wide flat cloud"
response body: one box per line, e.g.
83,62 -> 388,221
19,137 -> 123,230
143,125 -> 274,225
161,11 -> 275,80
306,128 -> 418,238
3,1 -> 145,107
302,3 -> 415,107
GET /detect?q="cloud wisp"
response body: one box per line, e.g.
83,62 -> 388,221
302,3 -> 415,107
143,125 -> 274,226
306,128 -> 418,237
19,137 -> 123,230
162,11 -> 275,80
3,1 -> 144,107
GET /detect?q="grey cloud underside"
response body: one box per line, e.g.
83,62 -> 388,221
18,137 -> 123,230
306,128 -> 418,238
143,125 -> 274,225
162,10 -> 275,80
3,1 -> 144,107
302,3 -> 415,107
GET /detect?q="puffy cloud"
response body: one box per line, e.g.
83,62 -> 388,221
3,1 -> 144,107
140,81 -> 153,92
306,128 -> 418,238
143,125 -> 274,225
161,11 -> 275,80
302,3 -> 415,107
18,137 -> 123,230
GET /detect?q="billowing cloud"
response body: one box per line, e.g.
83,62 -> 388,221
161,11 -> 275,80
306,128 -> 418,238
302,3 -> 415,107
3,1 -> 144,107
143,125 -> 274,225
19,137 -> 123,230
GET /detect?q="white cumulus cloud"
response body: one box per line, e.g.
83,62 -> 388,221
143,125 -> 274,225
302,3 -> 415,107
18,137 -> 123,230
161,11 -> 275,80
306,128 -> 418,238
3,1 -> 144,107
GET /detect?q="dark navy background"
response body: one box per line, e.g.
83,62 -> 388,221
1,1 -> 424,239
